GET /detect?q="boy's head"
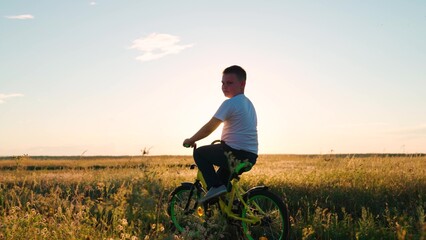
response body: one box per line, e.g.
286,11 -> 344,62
222,65 -> 247,98
223,65 -> 246,82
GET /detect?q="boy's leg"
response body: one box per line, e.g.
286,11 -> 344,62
193,144 -> 228,190
217,166 -> 231,188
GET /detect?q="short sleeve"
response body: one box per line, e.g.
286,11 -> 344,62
214,99 -> 233,121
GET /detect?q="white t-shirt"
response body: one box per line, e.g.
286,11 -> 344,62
214,94 -> 258,154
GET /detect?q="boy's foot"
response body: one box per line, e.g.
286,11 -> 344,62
199,185 -> 227,203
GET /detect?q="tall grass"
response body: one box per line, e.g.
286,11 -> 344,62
0,154 -> 425,239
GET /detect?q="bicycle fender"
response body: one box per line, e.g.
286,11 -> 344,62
244,185 -> 269,197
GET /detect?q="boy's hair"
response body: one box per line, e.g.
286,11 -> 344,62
223,65 -> 246,82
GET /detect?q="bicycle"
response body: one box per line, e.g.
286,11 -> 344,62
168,140 -> 290,239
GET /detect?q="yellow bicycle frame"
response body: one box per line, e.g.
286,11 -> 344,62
196,169 -> 262,224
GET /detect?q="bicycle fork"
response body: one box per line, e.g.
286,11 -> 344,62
183,180 -> 204,216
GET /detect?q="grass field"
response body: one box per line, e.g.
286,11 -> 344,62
0,154 -> 425,239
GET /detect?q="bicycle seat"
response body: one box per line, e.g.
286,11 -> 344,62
234,162 -> 253,175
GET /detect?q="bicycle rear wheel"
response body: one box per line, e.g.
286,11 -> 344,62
168,184 -> 205,232
241,189 -> 290,240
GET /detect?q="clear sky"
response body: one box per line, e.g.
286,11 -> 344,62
1,1 -> 425,156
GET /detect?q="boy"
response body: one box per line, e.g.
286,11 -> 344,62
183,65 -> 258,203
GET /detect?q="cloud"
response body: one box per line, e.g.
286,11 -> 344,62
130,33 -> 193,62
0,93 -> 24,104
89,1 -> 97,6
5,14 -> 34,20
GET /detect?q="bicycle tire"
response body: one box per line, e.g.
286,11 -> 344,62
168,184 -> 204,233
241,189 -> 290,240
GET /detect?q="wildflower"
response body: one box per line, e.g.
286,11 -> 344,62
121,218 -> 128,226
158,223 -> 165,232
117,224 -> 124,231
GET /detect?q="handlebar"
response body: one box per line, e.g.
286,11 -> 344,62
183,143 -> 196,149
183,140 -> 221,149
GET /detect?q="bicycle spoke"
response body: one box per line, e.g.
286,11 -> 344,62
242,190 -> 289,240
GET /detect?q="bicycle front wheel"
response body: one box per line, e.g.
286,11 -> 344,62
168,184 -> 204,232
241,189 -> 290,240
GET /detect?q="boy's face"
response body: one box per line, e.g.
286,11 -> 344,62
221,73 -> 245,98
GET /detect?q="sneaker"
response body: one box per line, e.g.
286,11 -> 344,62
199,185 -> 227,203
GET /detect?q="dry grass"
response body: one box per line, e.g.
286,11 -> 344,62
0,154 -> 425,239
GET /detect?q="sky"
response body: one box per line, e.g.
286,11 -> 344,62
1,1 -> 425,156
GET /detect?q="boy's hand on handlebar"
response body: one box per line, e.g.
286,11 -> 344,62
183,139 -> 196,148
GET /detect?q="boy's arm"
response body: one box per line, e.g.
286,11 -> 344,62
183,117 -> 222,147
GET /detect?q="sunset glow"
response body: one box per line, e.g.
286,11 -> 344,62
1,1 -> 425,155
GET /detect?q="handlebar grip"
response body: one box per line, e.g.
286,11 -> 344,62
183,143 -> 197,149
